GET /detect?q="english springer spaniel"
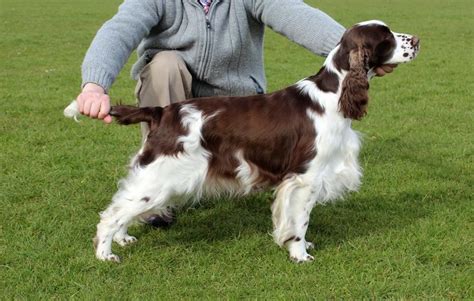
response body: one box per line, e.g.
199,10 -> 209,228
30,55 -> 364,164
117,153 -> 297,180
65,20 -> 420,263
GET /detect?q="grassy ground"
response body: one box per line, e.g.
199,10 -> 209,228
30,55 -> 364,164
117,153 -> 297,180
1,0 -> 473,299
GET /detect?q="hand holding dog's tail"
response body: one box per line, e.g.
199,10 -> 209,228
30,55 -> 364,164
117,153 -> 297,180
64,83 -> 112,123
64,100 -> 163,127
63,98 -> 112,123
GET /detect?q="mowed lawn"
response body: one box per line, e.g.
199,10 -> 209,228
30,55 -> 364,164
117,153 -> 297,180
1,0 -> 472,299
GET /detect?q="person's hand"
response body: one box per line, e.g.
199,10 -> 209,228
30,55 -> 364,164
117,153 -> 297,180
76,83 -> 112,123
374,64 -> 397,76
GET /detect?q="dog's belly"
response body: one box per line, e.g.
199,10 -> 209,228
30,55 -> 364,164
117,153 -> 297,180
202,129 -> 317,195
203,146 -> 316,196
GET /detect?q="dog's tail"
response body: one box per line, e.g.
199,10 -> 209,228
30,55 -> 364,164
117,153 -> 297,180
109,105 -> 163,126
63,100 -> 163,126
63,100 -> 81,122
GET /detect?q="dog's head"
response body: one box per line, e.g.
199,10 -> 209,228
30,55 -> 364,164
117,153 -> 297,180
336,20 -> 420,70
334,20 -> 420,120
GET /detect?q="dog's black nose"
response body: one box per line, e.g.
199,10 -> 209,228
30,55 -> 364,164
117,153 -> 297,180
411,36 -> 420,47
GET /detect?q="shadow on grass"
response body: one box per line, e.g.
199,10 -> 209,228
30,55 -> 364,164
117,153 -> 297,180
136,190 -> 430,251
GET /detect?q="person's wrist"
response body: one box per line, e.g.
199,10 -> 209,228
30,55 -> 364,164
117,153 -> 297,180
82,83 -> 105,94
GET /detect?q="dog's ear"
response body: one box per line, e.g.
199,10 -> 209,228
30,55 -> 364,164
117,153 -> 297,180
339,47 -> 370,120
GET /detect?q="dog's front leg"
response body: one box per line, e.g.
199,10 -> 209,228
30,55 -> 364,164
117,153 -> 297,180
272,176 -> 315,263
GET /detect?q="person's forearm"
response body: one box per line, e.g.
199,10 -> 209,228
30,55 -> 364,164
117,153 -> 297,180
251,0 -> 345,57
81,0 -> 162,91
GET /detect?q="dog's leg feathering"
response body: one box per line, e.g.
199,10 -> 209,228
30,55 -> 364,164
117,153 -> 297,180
272,175 -> 315,263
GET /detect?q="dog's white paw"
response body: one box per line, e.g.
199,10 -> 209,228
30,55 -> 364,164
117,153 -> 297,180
97,252 -> 121,263
290,253 -> 314,263
287,240 -> 314,263
115,235 -> 137,247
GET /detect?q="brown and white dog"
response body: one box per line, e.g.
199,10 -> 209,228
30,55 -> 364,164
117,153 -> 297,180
65,20 -> 420,263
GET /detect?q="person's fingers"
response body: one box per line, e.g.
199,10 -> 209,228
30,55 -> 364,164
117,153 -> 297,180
98,95 -> 111,119
89,99 -> 101,119
375,64 -> 398,77
381,65 -> 394,74
82,97 -> 93,116
375,66 -> 386,76
77,91 -> 108,118
75,84 -> 110,121
383,64 -> 397,73
77,94 -> 85,114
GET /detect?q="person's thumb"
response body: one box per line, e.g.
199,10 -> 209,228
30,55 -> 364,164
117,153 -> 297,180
103,115 -> 113,124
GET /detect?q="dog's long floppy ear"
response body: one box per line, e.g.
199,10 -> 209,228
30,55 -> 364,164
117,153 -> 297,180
339,47 -> 370,120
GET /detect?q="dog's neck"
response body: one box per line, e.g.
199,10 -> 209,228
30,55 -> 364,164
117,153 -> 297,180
325,45 -> 377,80
301,45 -> 372,120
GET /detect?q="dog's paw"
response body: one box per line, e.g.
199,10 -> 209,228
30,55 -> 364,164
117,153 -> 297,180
290,253 -> 314,264
115,235 -> 137,247
97,253 -> 121,263
305,241 -> 315,250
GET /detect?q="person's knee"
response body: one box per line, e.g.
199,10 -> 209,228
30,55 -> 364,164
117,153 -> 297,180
137,51 -> 192,109
146,51 -> 185,82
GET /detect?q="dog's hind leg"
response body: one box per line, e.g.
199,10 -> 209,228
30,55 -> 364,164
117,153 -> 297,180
111,204 -> 174,247
272,174 -> 315,263
94,195 -> 162,262
94,176 -> 173,263
94,156 -> 208,262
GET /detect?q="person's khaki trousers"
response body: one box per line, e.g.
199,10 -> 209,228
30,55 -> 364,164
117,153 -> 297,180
135,51 -> 193,138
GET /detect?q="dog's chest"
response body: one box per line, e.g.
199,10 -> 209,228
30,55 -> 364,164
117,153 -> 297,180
304,112 -> 362,202
316,114 -> 358,157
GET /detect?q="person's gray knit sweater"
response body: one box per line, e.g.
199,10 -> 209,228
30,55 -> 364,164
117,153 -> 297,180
82,0 -> 345,97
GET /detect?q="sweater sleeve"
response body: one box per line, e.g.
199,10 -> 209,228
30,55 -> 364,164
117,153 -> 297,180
81,0 -> 162,91
249,0 -> 345,57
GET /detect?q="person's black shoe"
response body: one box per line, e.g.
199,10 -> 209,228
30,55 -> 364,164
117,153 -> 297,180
146,212 -> 176,229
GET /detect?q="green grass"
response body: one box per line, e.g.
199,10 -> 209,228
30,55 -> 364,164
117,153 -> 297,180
1,0 -> 473,299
